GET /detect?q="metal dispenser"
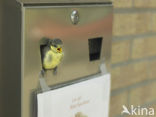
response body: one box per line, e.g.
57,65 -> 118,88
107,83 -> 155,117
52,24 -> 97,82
0,0 -> 113,117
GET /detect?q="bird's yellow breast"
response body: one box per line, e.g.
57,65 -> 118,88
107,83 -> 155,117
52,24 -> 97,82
43,50 -> 63,70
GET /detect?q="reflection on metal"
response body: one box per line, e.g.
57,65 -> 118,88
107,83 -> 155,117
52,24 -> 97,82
71,10 -> 79,25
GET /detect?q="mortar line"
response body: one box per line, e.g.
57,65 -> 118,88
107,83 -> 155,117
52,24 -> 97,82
114,8 -> 156,14
113,32 -> 156,42
111,55 -> 156,68
141,99 -> 156,108
111,78 -> 156,97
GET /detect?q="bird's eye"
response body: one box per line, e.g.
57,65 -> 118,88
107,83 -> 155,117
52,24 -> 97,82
57,48 -> 62,52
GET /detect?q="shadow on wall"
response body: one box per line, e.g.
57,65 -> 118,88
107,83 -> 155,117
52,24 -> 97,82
0,0 -> 21,117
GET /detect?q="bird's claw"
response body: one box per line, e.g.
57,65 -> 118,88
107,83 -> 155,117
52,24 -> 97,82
40,69 -> 45,77
53,67 -> 57,75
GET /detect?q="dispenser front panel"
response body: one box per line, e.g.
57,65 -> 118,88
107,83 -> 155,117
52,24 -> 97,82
22,5 -> 113,117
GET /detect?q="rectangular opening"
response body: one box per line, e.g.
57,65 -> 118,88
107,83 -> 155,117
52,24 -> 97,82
40,44 -> 47,69
88,37 -> 103,61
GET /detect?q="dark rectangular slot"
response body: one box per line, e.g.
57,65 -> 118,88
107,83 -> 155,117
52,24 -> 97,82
24,2 -> 112,7
88,37 -> 103,61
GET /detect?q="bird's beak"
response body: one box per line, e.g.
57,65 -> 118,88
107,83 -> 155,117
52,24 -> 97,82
57,48 -> 62,52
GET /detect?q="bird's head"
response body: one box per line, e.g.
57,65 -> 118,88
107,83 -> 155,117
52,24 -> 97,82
48,39 -> 63,53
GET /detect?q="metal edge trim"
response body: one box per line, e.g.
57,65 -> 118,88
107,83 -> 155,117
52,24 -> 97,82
22,3 -> 113,9
21,4 -> 25,117
23,2 -> 112,7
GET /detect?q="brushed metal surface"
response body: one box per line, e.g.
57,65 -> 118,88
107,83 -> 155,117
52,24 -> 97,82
17,0 -> 112,4
22,5 -> 113,117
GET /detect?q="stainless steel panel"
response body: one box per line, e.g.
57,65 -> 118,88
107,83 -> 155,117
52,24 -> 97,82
22,5 -> 113,117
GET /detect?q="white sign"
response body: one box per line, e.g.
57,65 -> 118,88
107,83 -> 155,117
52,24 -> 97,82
37,73 -> 111,117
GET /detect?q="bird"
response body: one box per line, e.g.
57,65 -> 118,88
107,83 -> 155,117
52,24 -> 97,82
40,38 -> 64,76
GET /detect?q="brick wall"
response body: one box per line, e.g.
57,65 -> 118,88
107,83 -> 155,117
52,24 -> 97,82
110,0 -> 156,116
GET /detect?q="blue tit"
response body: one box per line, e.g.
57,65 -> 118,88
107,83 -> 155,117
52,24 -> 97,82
40,38 -> 63,75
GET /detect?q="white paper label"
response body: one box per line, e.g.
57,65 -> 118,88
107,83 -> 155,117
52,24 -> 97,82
37,73 -> 111,117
